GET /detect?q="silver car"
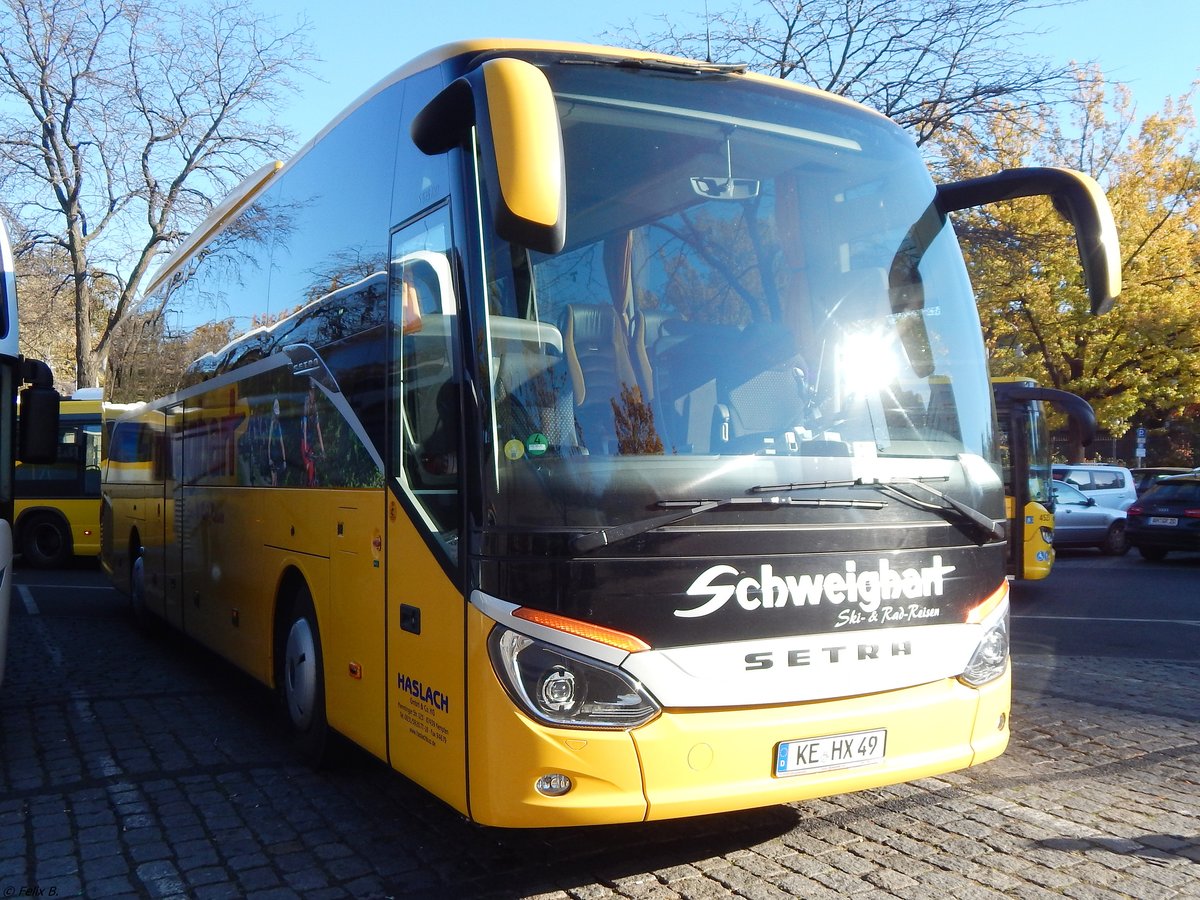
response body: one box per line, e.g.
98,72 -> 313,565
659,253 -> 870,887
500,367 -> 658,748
1051,463 -> 1137,511
1052,481 -> 1129,555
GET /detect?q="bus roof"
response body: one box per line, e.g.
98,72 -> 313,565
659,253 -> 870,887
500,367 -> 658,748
313,39 -> 873,158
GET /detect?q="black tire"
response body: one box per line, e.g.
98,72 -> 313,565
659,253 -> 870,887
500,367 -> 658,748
278,584 -> 329,765
1138,545 -> 1169,561
1099,521 -> 1129,556
21,514 -> 71,568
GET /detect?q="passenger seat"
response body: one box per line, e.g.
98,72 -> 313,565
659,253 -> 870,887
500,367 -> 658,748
563,303 -> 646,453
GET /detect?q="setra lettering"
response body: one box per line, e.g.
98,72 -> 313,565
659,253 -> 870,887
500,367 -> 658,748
744,640 -> 915,671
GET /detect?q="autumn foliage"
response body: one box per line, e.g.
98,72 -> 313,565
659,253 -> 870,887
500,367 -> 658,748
936,69 -> 1200,462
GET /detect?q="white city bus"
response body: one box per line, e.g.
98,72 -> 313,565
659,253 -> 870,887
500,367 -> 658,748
1,216 -> 60,686
102,40 -> 1119,826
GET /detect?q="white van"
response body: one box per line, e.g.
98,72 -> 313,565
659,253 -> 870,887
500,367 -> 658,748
1052,464 -> 1138,511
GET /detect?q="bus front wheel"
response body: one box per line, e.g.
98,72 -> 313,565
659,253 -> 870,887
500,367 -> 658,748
21,514 -> 71,568
278,586 -> 329,765
129,544 -> 152,628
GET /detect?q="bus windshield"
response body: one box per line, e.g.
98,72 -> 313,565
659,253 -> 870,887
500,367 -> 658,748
475,61 -> 996,531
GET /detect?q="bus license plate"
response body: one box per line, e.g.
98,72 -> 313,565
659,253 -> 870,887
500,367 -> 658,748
1149,516 -> 1178,526
775,729 -> 886,777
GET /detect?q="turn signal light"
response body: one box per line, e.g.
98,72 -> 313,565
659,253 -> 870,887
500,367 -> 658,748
966,581 -> 1009,624
512,607 -> 650,652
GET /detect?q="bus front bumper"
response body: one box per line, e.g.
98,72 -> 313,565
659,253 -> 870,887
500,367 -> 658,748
467,664 -> 1009,827
635,668 -> 1009,821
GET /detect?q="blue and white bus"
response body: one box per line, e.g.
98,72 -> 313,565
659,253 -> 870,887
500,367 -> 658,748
0,216 -> 60,686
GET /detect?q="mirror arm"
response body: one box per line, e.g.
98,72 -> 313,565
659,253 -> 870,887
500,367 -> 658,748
936,166 -> 1121,315
411,78 -> 476,156
1006,386 -> 1098,446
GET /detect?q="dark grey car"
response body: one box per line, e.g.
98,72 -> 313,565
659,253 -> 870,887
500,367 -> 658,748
1131,467 -> 1192,496
1126,474 -> 1200,560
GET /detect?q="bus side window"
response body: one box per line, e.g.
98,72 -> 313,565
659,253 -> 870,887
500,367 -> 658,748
388,210 -> 462,557
83,424 -> 102,493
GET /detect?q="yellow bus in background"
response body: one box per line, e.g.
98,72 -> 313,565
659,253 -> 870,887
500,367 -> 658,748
15,389 -> 103,567
102,40 -> 1120,827
992,378 -> 1097,580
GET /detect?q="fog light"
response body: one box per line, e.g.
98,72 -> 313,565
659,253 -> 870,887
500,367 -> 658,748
535,773 -> 573,796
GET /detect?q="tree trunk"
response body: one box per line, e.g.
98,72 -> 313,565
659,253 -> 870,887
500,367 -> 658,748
1064,417 -> 1088,464
69,227 -> 100,389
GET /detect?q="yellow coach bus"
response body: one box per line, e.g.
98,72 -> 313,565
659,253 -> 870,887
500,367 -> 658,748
15,389 -> 103,567
992,378 -> 1097,580
101,40 -> 1120,826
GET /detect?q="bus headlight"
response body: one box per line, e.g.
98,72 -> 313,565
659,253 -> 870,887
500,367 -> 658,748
488,627 -> 661,728
960,612 -> 1009,686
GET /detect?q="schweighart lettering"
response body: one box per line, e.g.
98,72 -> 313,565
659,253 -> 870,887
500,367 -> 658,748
675,557 -> 956,618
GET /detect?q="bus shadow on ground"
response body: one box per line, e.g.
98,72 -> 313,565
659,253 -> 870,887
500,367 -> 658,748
321,735 -> 803,898
1037,834 -> 1198,866
83,619 -> 801,897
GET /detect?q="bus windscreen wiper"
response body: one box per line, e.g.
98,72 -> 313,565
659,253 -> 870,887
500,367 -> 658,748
750,478 -> 860,493
752,476 -> 1004,545
866,478 -> 1005,545
571,493 -> 887,554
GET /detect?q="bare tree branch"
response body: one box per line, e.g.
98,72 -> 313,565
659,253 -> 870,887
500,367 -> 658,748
0,0 -> 312,388
606,0 -> 1081,147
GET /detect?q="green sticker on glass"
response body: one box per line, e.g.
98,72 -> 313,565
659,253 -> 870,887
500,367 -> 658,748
526,432 -> 549,457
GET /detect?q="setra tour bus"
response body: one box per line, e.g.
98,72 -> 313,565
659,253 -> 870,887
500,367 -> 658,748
992,377 -> 1098,580
1,216 -> 60,686
101,40 -> 1121,826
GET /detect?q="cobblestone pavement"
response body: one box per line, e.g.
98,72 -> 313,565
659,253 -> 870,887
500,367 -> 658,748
1,570 -> 1197,899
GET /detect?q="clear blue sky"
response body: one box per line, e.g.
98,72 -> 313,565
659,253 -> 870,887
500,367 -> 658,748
255,0 -> 1199,149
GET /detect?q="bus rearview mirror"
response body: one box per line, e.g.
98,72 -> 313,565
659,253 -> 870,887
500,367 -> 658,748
19,384 -> 61,465
412,58 -> 566,255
